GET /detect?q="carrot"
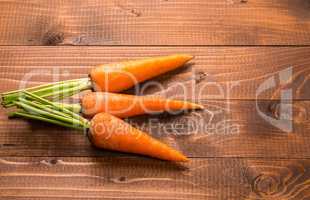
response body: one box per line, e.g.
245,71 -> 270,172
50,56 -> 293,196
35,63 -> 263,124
9,91 -> 189,162
1,54 -> 193,107
89,112 -> 188,161
90,54 -> 193,92
80,92 -> 203,118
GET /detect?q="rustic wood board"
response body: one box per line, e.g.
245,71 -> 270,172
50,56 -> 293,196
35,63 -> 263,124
1,100 -> 309,158
0,46 -> 309,160
1,0 -> 310,199
1,157 -> 309,199
1,46 -> 309,100
0,0 -> 309,45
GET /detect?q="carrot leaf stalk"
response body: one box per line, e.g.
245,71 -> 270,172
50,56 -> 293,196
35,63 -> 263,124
9,91 -> 89,130
1,78 -> 92,107
53,102 -> 82,113
8,112 -> 85,130
22,91 -> 89,125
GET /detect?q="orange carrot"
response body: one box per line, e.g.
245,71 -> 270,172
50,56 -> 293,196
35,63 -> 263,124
81,92 -> 203,118
89,112 -> 189,162
1,55 -> 193,107
90,54 -> 193,92
10,92 -> 189,162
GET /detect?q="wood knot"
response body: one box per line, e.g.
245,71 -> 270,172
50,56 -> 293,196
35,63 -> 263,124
49,159 -> 58,165
130,9 -> 141,17
118,176 -> 126,182
253,174 -> 280,196
40,159 -> 58,165
227,0 -> 248,4
42,30 -> 64,46
110,176 -> 128,183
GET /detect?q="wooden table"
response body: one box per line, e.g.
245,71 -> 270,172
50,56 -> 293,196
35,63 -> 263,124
0,1 -> 309,199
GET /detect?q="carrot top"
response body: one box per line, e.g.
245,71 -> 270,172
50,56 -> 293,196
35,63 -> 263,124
1,78 -> 92,108
9,91 -> 89,130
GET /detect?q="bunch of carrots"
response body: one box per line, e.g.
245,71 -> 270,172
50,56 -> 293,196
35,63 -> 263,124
1,54 -> 203,162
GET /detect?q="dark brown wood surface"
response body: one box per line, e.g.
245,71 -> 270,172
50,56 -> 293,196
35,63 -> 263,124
1,47 -> 309,100
1,157 -> 309,199
1,99 -> 309,158
0,0 -> 310,200
0,0 -> 310,45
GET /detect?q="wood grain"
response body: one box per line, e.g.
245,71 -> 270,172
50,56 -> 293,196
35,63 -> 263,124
1,99 -> 309,158
0,157 -> 309,199
0,46 -> 309,100
1,1 -> 310,199
0,0 -> 310,45
1,46 -> 309,158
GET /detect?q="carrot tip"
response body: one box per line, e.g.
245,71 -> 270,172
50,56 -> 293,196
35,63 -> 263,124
197,104 -> 204,110
189,103 -> 204,110
181,157 -> 190,162
174,152 -> 190,162
182,54 -> 194,62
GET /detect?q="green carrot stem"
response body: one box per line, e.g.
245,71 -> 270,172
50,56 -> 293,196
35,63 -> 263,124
1,78 -> 91,107
53,103 -> 82,113
32,79 -> 89,94
23,91 -> 88,125
47,80 -> 92,100
29,80 -> 89,100
2,79 -> 83,104
2,78 -> 88,95
4,79 -> 84,101
18,98 -> 81,124
9,111 -> 87,130
15,101 -> 85,127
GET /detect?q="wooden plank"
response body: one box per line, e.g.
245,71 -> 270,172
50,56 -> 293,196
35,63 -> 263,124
1,99 -> 309,158
0,0 -> 309,45
0,157 -> 309,199
0,46 -> 309,158
0,46 -> 309,100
